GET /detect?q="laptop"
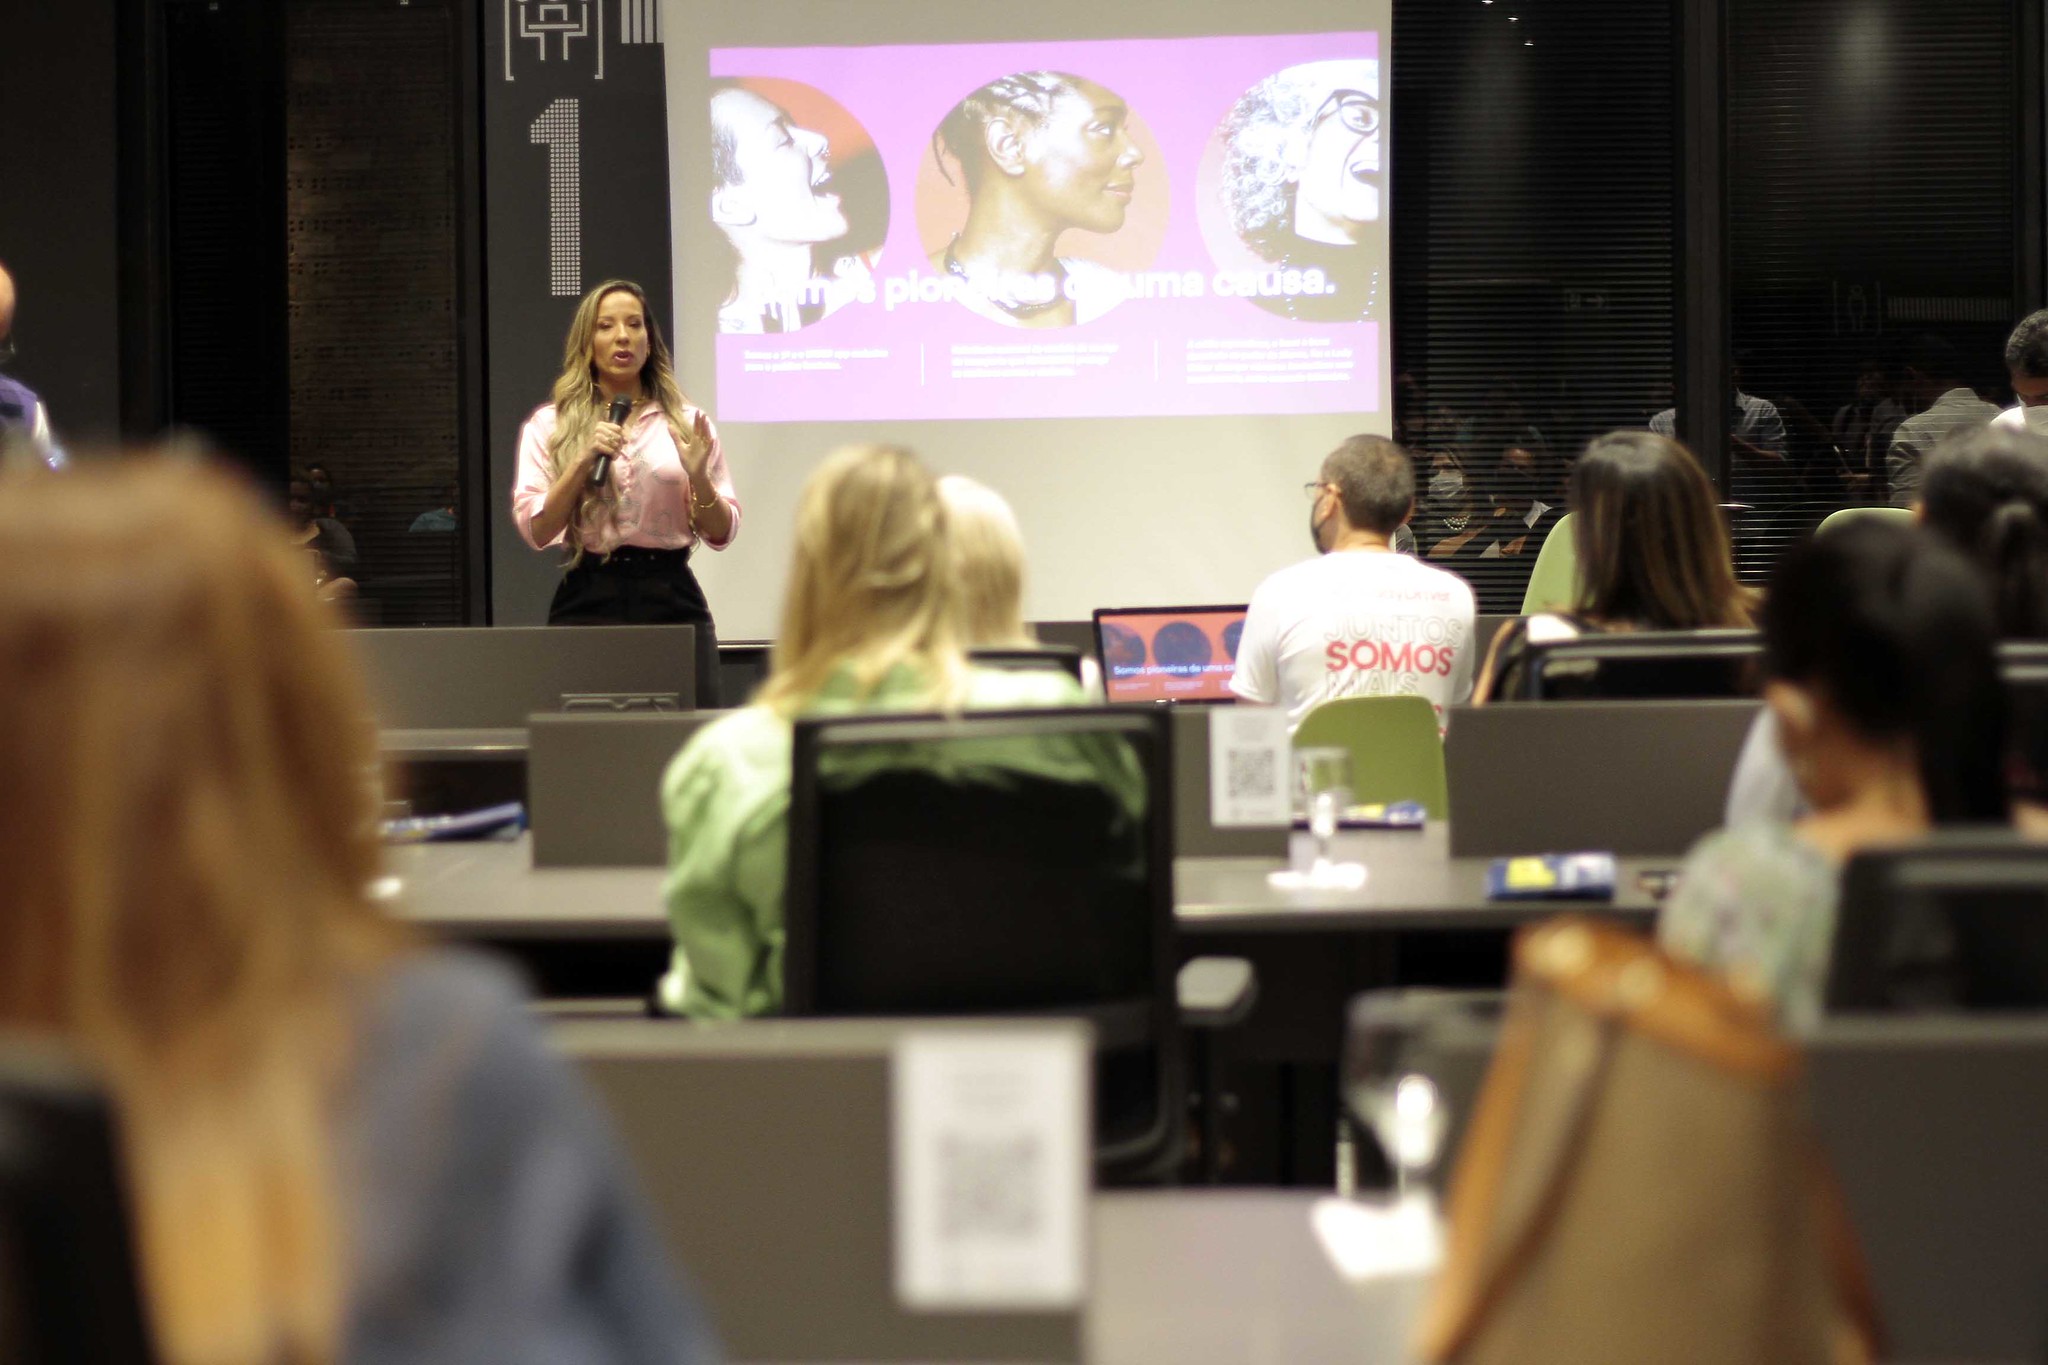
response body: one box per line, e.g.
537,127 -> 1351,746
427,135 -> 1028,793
1092,605 -> 1247,705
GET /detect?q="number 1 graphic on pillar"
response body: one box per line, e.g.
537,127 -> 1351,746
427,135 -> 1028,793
530,97 -> 582,297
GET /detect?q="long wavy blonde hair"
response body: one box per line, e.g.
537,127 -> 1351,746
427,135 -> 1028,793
757,445 -> 971,716
0,458 -> 403,1365
546,278 -> 698,561
937,474 -> 1033,647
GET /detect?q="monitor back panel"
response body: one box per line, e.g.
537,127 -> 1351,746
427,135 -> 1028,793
528,710 -> 724,866
556,1018 -> 1086,1364
1445,699 -> 1759,857
350,625 -> 695,730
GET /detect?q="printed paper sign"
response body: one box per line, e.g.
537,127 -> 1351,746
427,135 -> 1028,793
893,1030 -> 1088,1311
1210,705 -> 1292,828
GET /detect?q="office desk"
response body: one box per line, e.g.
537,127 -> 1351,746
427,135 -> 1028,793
1177,825 -> 1662,934
387,825 -> 1663,940
380,727 -> 527,764
728,1192 -> 1424,1365
384,834 -> 662,939
1087,1192 -> 1423,1365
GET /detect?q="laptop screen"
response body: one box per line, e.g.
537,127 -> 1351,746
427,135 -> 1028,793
1093,606 -> 1247,704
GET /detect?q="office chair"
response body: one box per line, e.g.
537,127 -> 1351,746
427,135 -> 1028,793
0,1039 -> 157,1364
1828,833 -> 2048,1013
1512,629 -> 1763,701
1294,695 -> 1449,819
784,707 -> 1250,1183
1519,513 -> 1578,616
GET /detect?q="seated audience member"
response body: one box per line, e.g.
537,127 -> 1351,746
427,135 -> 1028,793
1993,306 -> 2048,433
1662,519 -> 2010,1030
659,444 -> 1139,1019
0,461 -> 720,1365
1474,430 -> 1754,701
938,473 -> 1035,650
1886,334 -> 2000,506
938,473 -> 1105,697
1231,434 -> 1477,733
290,472 -> 359,602
1729,424 -> 2048,826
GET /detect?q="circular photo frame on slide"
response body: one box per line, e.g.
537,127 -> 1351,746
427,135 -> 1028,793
1196,58 -> 1385,324
710,77 -> 888,334
917,70 -> 1169,329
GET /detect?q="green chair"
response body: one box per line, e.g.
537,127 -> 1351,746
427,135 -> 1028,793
1292,694 -> 1449,820
1816,505 -> 1915,536
1519,512 -> 1579,616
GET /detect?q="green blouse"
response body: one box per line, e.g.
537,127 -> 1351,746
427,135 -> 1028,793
657,663 -> 1143,1018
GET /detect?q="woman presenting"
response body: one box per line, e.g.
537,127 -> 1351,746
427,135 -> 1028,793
512,278 -> 738,703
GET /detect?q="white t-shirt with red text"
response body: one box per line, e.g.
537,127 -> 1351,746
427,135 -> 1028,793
1230,549 -> 1477,733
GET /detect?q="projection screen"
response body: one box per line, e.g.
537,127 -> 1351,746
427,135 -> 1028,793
663,1 -> 1392,637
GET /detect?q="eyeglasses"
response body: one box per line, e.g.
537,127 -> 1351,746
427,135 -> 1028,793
1311,90 -> 1380,138
1304,481 -> 1333,501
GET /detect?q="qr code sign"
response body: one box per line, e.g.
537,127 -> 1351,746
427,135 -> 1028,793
1227,747 -> 1279,802
937,1134 -> 1043,1240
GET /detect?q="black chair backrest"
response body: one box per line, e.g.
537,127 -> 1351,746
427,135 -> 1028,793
1515,629 -> 1763,701
968,645 -> 1086,683
1828,834 -> 2048,1012
0,1041 -> 157,1364
1998,642 -> 2048,803
783,707 -> 1177,1178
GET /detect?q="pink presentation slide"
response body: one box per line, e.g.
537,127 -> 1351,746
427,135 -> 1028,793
705,32 -> 1383,422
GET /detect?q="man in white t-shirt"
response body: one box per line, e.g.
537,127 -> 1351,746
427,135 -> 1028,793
1991,308 -> 2048,438
1231,434 -> 1477,732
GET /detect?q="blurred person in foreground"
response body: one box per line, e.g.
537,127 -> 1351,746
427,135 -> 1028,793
1662,518 -> 2010,1030
659,445 -> 1140,1018
0,458 -> 720,1365
1729,425 -> 2048,829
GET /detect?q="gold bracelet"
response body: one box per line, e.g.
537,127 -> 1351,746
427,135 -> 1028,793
691,486 -> 721,513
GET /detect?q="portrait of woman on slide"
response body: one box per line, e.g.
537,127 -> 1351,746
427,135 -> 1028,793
711,79 -> 883,335
927,70 -> 1146,329
1219,59 -> 1385,324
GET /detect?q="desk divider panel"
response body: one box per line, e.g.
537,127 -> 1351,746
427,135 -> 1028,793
555,1017 -> 1088,1365
1445,699 -> 1760,858
528,711 -> 725,867
349,625 -> 695,730
1171,707 -> 1290,859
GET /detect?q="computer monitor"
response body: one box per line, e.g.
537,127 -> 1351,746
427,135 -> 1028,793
1512,629 -> 1762,701
1092,605 -> 1247,705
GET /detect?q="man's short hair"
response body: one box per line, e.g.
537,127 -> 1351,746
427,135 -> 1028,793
2006,308 -> 2048,379
1320,435 -> 1414,535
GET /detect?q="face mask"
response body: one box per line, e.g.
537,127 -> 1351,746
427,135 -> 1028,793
1308,496 -> 1336,554
2024,406 -> 2048,436
1429,470 -> 1465,502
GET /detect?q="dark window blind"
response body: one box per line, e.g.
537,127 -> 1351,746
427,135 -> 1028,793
1727,0 -> 2022,580
286,0 -> 466,625
1391,0 -> 1679,614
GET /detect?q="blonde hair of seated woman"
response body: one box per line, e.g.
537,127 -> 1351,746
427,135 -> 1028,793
755,444 -> 974,716
0,459 -> 403,1365
938,473 -> 1035,647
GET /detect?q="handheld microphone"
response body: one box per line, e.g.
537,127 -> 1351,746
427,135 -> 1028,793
593,395 -> 632,488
